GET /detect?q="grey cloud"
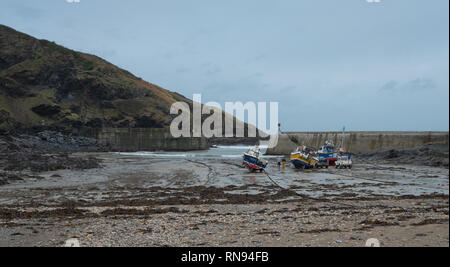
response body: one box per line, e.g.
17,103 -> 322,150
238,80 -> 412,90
246,54 -> 267,63
380,78 -> 436,93
9,4 -> 43,19
205,66 -> 222,76
163,52 -> 174,60
380,81 -> 399,92
402,78 -> 436,92
281,85 -> 297,93
176,67 -> 190,74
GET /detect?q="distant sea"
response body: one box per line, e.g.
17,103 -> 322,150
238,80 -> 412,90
117,145 -> 278,159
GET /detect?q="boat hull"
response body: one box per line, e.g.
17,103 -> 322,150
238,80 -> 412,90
242,154 -> 267,171
318,153 -> 338,166
290,153 -> 317,169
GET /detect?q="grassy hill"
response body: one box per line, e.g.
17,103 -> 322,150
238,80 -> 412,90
0,25 -> 191,132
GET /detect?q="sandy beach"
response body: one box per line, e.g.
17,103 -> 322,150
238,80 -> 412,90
0,148 -> 448,247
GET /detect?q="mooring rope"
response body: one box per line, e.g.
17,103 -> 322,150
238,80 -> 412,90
262,169 -> 286,190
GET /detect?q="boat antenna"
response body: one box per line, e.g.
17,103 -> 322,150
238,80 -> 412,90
341,126 -> 346,150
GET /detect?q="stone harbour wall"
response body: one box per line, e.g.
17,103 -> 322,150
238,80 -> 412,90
266,131 -> 449,155
79,128 -> 209,151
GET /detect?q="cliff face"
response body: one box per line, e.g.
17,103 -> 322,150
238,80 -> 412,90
0,25 -> 190,132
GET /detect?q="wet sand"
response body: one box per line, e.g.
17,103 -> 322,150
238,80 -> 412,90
0,152 -> 448,247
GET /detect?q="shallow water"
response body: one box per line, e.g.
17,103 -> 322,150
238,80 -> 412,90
117,145 -> 279,159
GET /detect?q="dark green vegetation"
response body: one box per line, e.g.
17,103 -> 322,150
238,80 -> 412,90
0,25 -> 190,133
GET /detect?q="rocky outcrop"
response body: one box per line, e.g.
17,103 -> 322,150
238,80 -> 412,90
356,144 -> 449,167
31,104 -> 62,116
0,132 -> 103,186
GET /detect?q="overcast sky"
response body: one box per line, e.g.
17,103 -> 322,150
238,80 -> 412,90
1,0 -> 448,131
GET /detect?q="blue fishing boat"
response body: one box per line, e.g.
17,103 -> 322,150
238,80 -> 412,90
243,146 -> 268,172
317,141 -> 339,166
